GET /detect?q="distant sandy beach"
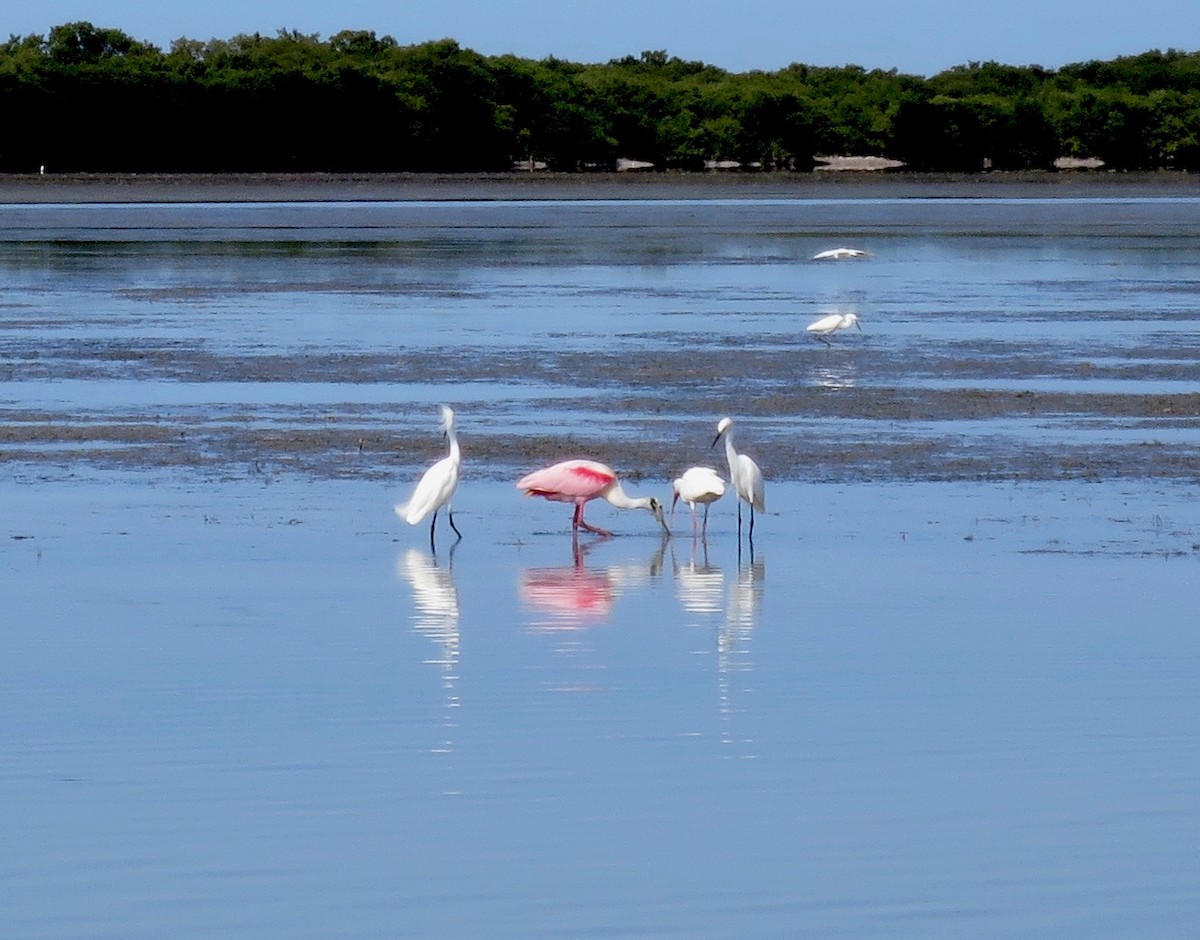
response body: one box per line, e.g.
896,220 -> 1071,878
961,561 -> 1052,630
2,170 -> 1200,204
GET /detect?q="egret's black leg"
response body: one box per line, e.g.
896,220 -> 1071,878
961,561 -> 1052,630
448,509 -> 462,540
429,510 -> 438,552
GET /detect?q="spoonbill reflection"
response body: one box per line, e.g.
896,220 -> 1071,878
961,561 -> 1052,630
395,405 -> 462,550
520,563 -> 616,630
671,466 -> 725,537
516,459 -> 670,537
519,535 -> 668,633
805,312 -> 861,346
712,418 -> 765,544
812,247 -> 870,260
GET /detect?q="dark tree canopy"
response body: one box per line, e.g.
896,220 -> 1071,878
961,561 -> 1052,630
3,23 -> 1199,172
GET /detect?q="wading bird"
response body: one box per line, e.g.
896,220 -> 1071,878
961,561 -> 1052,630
395,405 -> 462,550
516,459 -> 670,537
812,247 -> 870,260
671,466 -> 725,537
805,312 -> 861,346
712,418 -> 765,542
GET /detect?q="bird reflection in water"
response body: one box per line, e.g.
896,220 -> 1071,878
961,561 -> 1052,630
519,534 -> 668,634
671,537 -> 725,618
667,538 -> 763,753
396,547 -> 461,753
814,363 -> 859,390
719,556 -> 765,753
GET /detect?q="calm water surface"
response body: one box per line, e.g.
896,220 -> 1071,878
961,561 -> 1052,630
2,193 -> 1199,937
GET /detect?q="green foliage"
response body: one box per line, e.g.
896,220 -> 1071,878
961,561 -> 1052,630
894,93 -> 1059,171
46,22 -> 156,64
2,23 -> 1199,172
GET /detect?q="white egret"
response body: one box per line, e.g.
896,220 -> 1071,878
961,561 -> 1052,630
395,405 -> 462,550
711,417 -> 765,542
812,247 -> 870,260
671,466 -> 725,537
805,312 -> 861,346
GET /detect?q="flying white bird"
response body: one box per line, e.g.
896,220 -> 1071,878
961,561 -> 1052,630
812,247 -> 870,260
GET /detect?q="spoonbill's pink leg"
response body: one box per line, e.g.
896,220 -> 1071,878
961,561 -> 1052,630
574,501 -> 614,537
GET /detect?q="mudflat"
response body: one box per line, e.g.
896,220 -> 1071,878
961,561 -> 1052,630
2,183 -> 1199,487
3,169 -> 1200,204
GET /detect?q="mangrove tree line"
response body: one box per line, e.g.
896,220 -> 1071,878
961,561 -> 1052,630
3,22 -> 1199,173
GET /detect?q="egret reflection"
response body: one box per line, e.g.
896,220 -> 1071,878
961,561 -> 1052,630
719,557 -> 765,752
519,534 -> 668,633
664,541 -> 764,751
396,548 -> 461,753
814,364 -> 859,390
722,557 -> 764,661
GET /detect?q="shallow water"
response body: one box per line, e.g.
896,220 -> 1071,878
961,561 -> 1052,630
4,476 -> 1199,939
2,190 -> 1200,937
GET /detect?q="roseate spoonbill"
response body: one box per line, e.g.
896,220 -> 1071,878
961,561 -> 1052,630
805,312 -> 861,346
395,405 -> 462,550
712,418 -> 765,542
516,459 -> 670,538
671,466 -> 725,537
812,247 -> 869,260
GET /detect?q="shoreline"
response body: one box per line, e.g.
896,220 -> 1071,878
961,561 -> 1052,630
2,170 -> 1199,204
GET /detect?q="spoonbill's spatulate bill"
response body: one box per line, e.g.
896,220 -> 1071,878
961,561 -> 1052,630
516,459 -> 670,537
395,405 -> 462,550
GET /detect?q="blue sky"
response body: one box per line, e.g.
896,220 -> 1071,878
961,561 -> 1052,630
10,1 -> 1200,76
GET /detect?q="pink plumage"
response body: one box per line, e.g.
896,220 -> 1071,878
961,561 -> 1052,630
516,459 -> 617,501
516,459 -> 668,537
